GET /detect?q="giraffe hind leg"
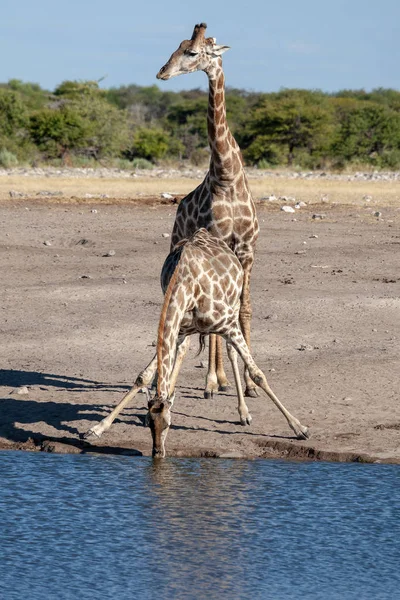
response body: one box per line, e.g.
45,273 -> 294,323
226,329 -> 309,440
216,335 -> 230,392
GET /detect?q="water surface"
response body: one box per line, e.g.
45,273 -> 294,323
0,452 -> 399,600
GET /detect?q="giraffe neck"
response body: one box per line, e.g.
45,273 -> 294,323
206,59 -> 240,183
156,267 -> 186,400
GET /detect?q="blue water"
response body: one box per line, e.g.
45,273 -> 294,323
0,452 -> 399,600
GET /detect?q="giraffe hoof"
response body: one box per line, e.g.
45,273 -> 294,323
296,427 -> 310,440
245,387 -> 259,398
204,390 -> 214,400
240,414 -> 252,426
218,384 -> 230,392
81,427 -> 101,440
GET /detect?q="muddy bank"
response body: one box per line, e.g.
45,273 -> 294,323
1,201 -> 399,462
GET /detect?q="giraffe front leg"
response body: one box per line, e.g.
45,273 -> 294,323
204,334 -> 219,399
240,270 -> 259,398
82,354 -> 157,440
226,342 -> 251,426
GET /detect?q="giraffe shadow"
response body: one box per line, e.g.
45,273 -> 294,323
172,411 -> 298,440
0,369 -> 129,393
0,369 -> 144,455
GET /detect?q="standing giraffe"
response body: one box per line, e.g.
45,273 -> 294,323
157,23 -> 259,399
83,230 -> 309,456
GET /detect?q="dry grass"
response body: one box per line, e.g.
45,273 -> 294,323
1,173 -> 399,207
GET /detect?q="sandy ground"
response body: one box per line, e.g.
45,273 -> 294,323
0,183 -> 399,462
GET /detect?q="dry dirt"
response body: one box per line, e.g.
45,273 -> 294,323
1,183 -> 399,462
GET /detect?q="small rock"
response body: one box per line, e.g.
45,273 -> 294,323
122,278 -> 127,284
199,361 -> 207,369
372,328 -> 377,332
11,386 -> 29,395
310,234 -> 318,238
374,211 -> 382,217
161,193 -> 174,199
260,194 -> 277,202
43,240 -> 52,246
295,201 -> 307,209
103,250 -> 116,257
36,190 -> 63,197
281,206 -> 295,213
295,250 -> 306,255
91,209 -> 98,213
79,275 -> 92,279
219,451 -> 244,459
269,368 -> 276,373
9,190 -> 24,198
298,344 -> 314,351
162,233 -> 170,238
312,214 -> 326,220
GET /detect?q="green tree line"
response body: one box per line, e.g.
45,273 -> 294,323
1,78 -> 400,170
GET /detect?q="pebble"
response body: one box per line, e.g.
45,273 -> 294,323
36,190 -> 63,197
161,192 -> 174,199
103,250 -> 116,257
312,214 -> 326,220
11,386 -> 29,395
374,211 -> 382,217
162,233 -> 170,238
43,240 -> 52,246
281,206 -> 295,213
219,451 -> 245,459
260,194 -> 277,202
298,344 -> 314,351
295,201 -> 307,208
310,234 -> 319,238
91,209 -> 98,213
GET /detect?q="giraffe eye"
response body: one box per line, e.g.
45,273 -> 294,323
185,50 -> 198,56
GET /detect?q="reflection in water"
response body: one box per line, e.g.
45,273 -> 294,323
0,452 -> 399,600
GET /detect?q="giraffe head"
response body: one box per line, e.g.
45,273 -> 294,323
156,23 -> 230,80
146,394 -> 174,458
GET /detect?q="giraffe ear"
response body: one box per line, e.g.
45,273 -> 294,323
210,44 -> 230,57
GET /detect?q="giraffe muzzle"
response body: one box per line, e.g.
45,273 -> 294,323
156,66 -> 170,80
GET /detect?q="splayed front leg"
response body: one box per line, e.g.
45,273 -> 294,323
82,354 -> 157,440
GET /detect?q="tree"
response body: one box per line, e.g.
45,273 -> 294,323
331,100 -> 400,167
242,90 -> 333,166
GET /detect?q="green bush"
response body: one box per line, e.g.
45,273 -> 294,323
131,157 -> 154,169
0,148 -> 18,168
124,128 -> 171,161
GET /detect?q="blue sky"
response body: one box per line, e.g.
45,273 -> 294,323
1,0 -> 399,93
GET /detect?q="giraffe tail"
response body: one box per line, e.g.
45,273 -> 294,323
195,334 -> 207,356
